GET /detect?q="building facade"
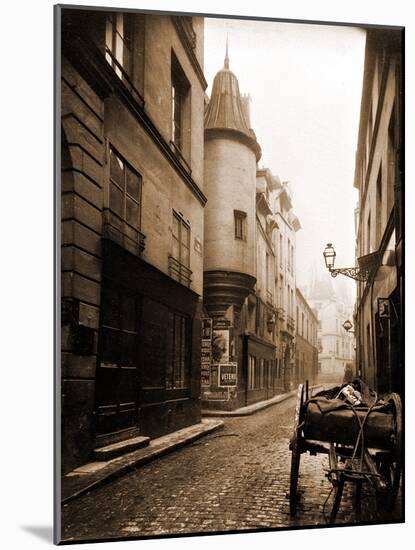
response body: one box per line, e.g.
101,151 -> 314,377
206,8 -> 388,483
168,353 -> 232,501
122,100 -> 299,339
295,288 -> 319,387
353,29 -> 403,395
242,168 -> 280,405
274,183 -> 301,390
308,276 -> 355,384
60,8 -> 207,473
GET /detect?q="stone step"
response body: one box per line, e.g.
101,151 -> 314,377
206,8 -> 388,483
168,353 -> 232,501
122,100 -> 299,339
93,435 -> 150,461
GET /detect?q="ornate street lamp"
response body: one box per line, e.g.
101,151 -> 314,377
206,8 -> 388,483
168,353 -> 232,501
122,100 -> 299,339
323,243 -> 336,270
342,319 -> 354,333
323,243 -> 369,282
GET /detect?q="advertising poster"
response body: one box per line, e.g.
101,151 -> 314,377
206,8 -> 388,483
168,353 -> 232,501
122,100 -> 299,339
201,318 -> 212,386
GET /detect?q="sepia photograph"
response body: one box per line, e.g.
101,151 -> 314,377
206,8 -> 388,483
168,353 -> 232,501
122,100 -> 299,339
55,4 -> 404,544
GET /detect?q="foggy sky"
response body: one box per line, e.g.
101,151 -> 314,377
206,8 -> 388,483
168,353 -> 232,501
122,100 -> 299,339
204,18 -> 366,305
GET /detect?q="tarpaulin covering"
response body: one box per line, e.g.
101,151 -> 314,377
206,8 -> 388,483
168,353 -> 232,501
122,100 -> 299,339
303,398 -> 395,449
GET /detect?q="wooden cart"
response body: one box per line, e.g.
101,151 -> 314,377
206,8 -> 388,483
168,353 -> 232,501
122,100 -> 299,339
289,382 -> 402,522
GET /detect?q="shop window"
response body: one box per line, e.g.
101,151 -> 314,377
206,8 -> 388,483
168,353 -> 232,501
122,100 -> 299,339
166,312 -> 190,389
100,286 -> 139,369
248,355 -> 256,390
234,210 -> 247,241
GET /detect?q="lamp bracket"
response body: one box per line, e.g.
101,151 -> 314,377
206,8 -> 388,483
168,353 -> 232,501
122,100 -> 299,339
329,266 -> 369,282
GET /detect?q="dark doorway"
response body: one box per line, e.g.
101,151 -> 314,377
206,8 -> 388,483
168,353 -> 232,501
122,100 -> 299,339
95,282 -> 141,438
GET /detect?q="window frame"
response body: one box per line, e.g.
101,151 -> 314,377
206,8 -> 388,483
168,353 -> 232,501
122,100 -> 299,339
171,53 -> 191,156
108,146 -> 142,231
166,310 -> 191,390
105,13 -> 133,79
234,210 -> 247,241
169,211 -> 192,287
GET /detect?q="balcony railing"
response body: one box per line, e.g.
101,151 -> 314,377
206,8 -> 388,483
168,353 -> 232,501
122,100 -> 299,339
103,210 -> 145,257
168,256 -> 192,288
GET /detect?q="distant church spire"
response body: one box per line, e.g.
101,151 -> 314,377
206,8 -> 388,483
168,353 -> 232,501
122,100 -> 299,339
224,35 -> 229,69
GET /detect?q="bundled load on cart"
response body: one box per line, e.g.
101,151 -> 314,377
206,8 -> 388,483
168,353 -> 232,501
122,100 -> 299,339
288,380 -> 401,522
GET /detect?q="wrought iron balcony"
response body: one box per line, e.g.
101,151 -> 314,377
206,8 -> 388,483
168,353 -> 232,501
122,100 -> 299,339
103,210 -> 145,257
168,256 -> 192,288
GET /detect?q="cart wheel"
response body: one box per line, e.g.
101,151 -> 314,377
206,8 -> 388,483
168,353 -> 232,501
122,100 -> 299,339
376,393 -> 402,514
289,384 -> 304,516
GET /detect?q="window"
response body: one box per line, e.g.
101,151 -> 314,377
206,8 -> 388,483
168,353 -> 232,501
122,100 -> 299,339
248,355 -> 256,390
109,147 -> 142,229
170,212 -> 191,287
105,13 -> 132,79
266,252 -> 272,298
171,54 -> 190,156
367,212 -> 372,254
166,312 -> 190,389
258,359 -> 265,389
376,163 -> 383,246
279,234 -> 283,267
101,286 -> 138,369
234,210 -> 247,241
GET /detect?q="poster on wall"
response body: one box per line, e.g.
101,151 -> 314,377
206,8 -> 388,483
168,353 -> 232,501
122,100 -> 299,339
201,318 -> 212,386
211,328 -> 230,363
219,362 -> 238,387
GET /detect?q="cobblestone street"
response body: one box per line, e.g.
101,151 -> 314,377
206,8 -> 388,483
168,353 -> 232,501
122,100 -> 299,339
62,396 -> 402,542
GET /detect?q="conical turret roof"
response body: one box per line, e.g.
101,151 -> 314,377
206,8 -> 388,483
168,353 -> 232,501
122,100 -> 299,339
205,41 -> 261,161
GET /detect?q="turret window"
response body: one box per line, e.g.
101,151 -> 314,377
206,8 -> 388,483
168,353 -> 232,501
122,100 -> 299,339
234,210 -> 247,241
